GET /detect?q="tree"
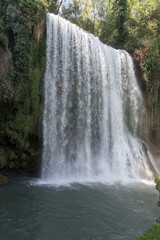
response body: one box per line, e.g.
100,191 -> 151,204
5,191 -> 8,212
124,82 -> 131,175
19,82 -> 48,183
61,0 -> 104,35
99,0 -> 129,48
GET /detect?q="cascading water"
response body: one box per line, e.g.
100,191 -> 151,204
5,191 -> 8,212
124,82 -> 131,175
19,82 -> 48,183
42,13 -> 153,183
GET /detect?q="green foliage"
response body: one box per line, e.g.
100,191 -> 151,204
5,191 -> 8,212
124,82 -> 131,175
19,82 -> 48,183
48,0 -> 59,14
99,0 -> 130,48
0,148 -> 8,169
0,0 -> 48,171
61,0 -> 104,35
137,223 -> 160,240
0,21 -> 6,46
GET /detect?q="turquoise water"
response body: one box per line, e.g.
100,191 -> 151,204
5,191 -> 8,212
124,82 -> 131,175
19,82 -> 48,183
0,180 -> 158,240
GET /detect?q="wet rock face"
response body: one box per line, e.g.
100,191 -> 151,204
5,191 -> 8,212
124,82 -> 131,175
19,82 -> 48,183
0,174 -> 9,185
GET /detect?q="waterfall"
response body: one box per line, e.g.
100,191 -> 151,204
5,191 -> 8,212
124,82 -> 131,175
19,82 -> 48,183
42,13 -> 153,183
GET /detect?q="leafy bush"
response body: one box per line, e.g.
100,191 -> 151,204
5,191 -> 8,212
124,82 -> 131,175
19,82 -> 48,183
137,223 -> 160,240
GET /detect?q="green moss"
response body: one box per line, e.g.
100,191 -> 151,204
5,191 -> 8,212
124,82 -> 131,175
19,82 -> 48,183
0,148 -> 8,169
21,153 -> 28,161
0,0 -> 46,171
9,150 -> 18,161
9,161 -> 16,169
21,161 -> 28,169
137,223 -> 160,240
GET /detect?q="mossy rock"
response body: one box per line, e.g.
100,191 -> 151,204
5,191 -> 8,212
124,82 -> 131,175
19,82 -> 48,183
155,176 -> 160,193
0,174 -> 9,185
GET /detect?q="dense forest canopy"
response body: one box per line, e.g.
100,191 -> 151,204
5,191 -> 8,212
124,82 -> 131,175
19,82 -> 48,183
0,0 -> 160,172
61,0 -> 160,76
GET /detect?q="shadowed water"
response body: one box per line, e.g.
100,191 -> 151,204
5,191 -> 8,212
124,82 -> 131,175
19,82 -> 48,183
0,180 -> 158,240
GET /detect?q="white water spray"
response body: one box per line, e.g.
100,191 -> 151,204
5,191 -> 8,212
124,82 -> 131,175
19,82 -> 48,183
42,13 -> 153,183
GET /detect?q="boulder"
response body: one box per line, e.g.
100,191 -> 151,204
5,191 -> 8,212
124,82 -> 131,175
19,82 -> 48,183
0,174 -> 9,185
155,176 -> 160,192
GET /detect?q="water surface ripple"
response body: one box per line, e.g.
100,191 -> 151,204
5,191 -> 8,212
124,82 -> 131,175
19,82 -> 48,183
0,180 -> 158,240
